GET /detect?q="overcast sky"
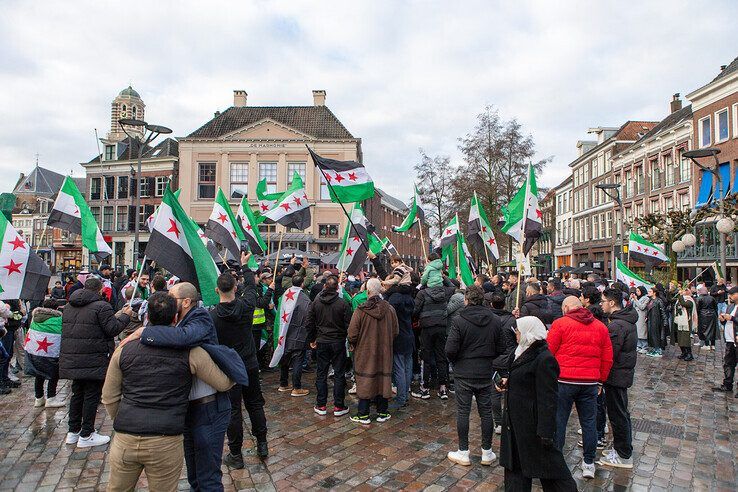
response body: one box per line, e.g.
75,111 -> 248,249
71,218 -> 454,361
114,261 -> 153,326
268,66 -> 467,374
2,0 -> 737,202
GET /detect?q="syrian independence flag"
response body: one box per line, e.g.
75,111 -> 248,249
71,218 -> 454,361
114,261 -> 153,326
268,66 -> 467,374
500,164 -> 542,255
191,218 -> 226,265
256,178 -> 281,217
262,172 -> 311,230
457,232 -> 476,288
0,213 -> 50,301
269,286 -> 305,367
394,185 -> 423,232
628,231 -> 669,266
205,187 -> 244,259
337,204 -> 369,276
616,259 -> 654,290
439,215 -> 460,249
47,177 -> 112,260
368,233 -> 398,256
146,189 -> 181,232
236,196 -> 267,255
308,147 -> 374,203
145,186 -> 219,306
712,261 -> 724,280
468,192 -> 500,260
25,314 -> 62,358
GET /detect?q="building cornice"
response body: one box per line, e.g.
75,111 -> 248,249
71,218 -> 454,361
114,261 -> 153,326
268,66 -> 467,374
686,70 -> 738,111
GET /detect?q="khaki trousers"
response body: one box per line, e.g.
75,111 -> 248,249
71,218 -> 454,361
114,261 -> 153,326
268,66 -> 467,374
107,432 -> 184,492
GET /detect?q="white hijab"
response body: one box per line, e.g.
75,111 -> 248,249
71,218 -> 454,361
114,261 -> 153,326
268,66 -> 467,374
514,316 -> 548,359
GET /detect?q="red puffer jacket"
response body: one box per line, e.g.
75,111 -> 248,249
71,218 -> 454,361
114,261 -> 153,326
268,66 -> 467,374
547,307 -> 613,384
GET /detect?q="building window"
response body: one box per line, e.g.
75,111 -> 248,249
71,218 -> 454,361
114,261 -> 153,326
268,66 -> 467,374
635,167 -> 645,194
198,163 -> 216,199
650,199 -> 659,214
104,145 -> 115,161
679,193 -> 690,211
90,178 -> 101,200
664,153 -> 675,187
259,162 -> 277,193
699,116 -> 711,148
140,178 -> 150,197
103,206 -> 113,232
664,195 -> 674,211
593,215 -> 599,240
733,104 -> 738,139
116,206 -> 127,232
678,150 -> 691,182
117,176 -> 129,199
104,176 -> 115,199
230,162 -> 248,199
155,176 -> 168,197
319,224 -> 339,238
650,160 -> 661,190
288,162 -> 306,185
91,206 -> 101,227
716,108 -> 729,142
320,174 -> 331,200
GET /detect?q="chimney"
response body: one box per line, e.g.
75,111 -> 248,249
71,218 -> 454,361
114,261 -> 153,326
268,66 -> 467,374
721,65 -> 727,71
670,93 -> 682,114
233,90 -> 247,107
312,90 -> 326,106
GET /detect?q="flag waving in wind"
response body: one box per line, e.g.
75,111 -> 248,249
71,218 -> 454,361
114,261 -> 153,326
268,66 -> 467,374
236,196 -> 267,255
439,215 -> 460,249
47,177 -> 112,260
308,147 -> 374,203
468,192 -> 499,260
337,204 -> 369,276
256,178 -> 281,214
0,213 -> 50,301
616,259 -> 654,290
146,189 -> 181,232
457,232 -> 476,288
262,172 -> 311,230
628,231 -> 669,266
270,286 -> 308,367
394,185 -> 423,232
205,187 -> 244,259
500,164 -> 542,255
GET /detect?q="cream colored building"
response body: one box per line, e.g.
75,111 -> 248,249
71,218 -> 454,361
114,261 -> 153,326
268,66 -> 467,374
178,89 -> 360,253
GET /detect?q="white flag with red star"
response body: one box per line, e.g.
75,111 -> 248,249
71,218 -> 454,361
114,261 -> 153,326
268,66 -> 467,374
336,204 -> 369,276
616,259 -> 654,290
269,286 -> 305,368
0,212 -> 50,301
262,172 -> 312,230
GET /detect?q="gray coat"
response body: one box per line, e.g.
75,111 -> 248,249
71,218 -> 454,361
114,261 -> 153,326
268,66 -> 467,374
632,295 -> 649,340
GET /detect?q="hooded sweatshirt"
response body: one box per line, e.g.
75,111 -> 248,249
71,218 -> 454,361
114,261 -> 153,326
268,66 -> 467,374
413,285 -> 455,329
421,258 -> 444,288
211,299 -> 259,370
547,307 -> 613,384
445,305 -> 503,380
306,289 -> 353,344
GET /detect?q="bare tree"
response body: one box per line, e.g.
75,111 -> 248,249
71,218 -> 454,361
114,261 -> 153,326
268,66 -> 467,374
414,149 -> 453,240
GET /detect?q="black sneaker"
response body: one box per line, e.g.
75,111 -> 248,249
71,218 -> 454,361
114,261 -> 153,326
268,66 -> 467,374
257,441 -> 269,458
350,414 -> 371,424
438,388 -> 449,400
411,388 -> 430,399
223,452 -> 244,469
712,385 -> 733,393
578,438 -> 607,450
376,413 -> 391,423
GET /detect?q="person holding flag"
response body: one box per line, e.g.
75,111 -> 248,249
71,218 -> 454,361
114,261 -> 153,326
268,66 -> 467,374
271,275 -> 311,397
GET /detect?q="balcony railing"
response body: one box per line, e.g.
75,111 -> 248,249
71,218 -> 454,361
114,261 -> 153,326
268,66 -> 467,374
676,223 -> 738,261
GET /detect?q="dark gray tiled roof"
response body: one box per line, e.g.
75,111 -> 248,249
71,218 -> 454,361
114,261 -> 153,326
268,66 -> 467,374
631,105 -> 692,146
13,166 -> 66,196
376,188 -> 408,213
87,137 -> 178,163
711,55 -> 738,83
185,106 -> 354,140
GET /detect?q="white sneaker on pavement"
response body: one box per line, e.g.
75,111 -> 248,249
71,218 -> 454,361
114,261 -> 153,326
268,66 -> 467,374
348,383 -> 357,395
447,449 -> 471,466
65,432 -> 80,445
76,432 -> 110,448
481,448 -> 496,465
581,461 -> 596,479
45,395 -> 66,408
494,425 -> 502,435
597,449 -> 634,469
34,397 -> 46,407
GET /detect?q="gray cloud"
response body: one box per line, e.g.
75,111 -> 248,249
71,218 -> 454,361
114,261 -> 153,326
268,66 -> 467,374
2,0 -> 737,204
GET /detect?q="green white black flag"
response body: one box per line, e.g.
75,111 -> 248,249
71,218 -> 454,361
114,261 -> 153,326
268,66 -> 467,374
500,164 -> 542,255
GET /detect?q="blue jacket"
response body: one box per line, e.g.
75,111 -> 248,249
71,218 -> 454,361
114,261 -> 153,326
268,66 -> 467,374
140,306 -> 249,386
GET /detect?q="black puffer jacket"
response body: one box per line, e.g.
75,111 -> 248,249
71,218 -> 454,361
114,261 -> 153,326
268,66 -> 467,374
306,290 -> 352,344
520,294 -> 552,324
490,308 -> 518,373
60,289 -> 130,380
547,292 -> 566,321
604,304 -> 638,388
413,285 -> 455,329
211,299 -> 259,371
445,305 -> 503,380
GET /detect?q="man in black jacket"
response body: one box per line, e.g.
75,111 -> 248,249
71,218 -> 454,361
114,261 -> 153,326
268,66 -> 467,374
597,288 -> 637,469
546,278 -> 566,321
307,276 -> 352,416
60,277 -> 132,448
489,294 -> 517,432
445,285 -> 504,466
517,283 -> 552,325
213,273 -> 269,469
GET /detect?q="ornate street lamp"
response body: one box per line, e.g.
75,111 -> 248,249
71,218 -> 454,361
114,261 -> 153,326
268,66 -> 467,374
596,182 -> 623,279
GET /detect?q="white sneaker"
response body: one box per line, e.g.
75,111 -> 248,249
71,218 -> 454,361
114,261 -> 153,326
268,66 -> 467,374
481,448 -> 497,465
447,449 -> 471,466
604,423 -> 609,434
597,449 -> 633,469
577,428 -> 582,435
494,425 -> 502,435
45,395 -> 66,408
76,432 -> 110,448
392,385 -> 397,395
34,397 -> 46,407
348,383 -> 357,395
65,432 -> 80,445
582,461 -> 596,479
8,372 -> 19,382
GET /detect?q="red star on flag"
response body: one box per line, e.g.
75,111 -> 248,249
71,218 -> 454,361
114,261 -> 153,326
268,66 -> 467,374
481,226 -> 487,232
445,229 -> 451,235
167,219 -> 180,239
260,203 -> 269,211
644,248 -> 649,254
348,172 -> 357,181
285,289 -> 296,301
231,230 -> 237,238
334,173 -> 344,183
281,312 -> 289,323
346,247 -> 354,256
3,259 -> 22,275
74,206 -> 80,216
652,250 -> 658,256
636,245 -> 642,251
8,237 -> 25,250
629,281 -> 636,287
325,174 -> 332,182
302,193 -> 308,202
36,336 -> 53,353
487,237 -> 496,246
293,196 -> 302,206
24,333 -> 30,346
280,203 -> 292,212
535,209 -> 543,219
246,224 -> 252,231
217,213 -> 228,223
278,335 -> 284,346
352,236 -> 360,242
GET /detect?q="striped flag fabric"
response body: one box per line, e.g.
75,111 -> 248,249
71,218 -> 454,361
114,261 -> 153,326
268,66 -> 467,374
712,260 -> 724,281
439,215 -> 460,249
47,176 -> 112,260
500,164 -> 542,255
236,196 -> 267,255
146,189 -> 181,232
368,233 -> 398,256
457,232 -> 476,288
0,213 -> 50,301
628,231 -> 669,266
256,178 -> 280,214
145,186 -> 220,306
468,192 -> 500,260
308,147 -> 375,203
394,185 -> 423,232
336,204 -> 369,276
616,259 -> 654,290
205,187 -> 244,259
24,311 -> 62,358
269,286 -> 306,367
262,172 -> 311,230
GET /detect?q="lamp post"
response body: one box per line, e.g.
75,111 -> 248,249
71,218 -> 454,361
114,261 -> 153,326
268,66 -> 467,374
596,182 -> 623,280
683,147 -> 727,280
118,119 -> 172,266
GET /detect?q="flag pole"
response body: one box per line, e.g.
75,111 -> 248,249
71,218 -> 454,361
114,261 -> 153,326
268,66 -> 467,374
35,223 -> 49,254
125,254 -> 148,306
417,219 -> 429,262
272,231 -> 284,284
516,164 -> 532,310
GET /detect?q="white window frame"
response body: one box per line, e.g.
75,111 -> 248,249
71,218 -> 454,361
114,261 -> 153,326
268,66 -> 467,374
699,115 -> 711,148
715,108 -> 730,143
258,162 -> 278,194
229,162 -> 249,200
733,103 -> 738,140
155,176 -> 168,197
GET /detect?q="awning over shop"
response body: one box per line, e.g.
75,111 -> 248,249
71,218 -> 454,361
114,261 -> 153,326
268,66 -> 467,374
695,169 -> 713,208
718,162 -> 731,197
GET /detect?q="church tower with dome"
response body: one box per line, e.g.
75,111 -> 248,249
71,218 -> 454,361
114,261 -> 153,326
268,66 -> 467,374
107,86 -> 146,142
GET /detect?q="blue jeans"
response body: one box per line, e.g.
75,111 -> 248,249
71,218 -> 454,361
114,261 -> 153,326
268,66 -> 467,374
596,389 -> 606,440
555,383 -> 598,464
393,352 -> 413,406
719,302 -> 727,315
184,392 -> 231,492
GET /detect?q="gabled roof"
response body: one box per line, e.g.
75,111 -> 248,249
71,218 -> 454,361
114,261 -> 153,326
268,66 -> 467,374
569,120 -> 658,167
376,188 -> 407,213
87,137 -> 178,163
185,106 -> 354,140
13,166 -> 66,196
711,55 -> 738,83
143,138 -> 179,158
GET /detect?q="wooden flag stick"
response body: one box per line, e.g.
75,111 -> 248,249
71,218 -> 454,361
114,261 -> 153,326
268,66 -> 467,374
35,223 -> 49,254
272,231 -> 284,284
417,219 -> 428,262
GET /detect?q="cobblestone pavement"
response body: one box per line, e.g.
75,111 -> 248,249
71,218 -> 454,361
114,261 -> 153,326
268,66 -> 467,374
1,342 -> 737,491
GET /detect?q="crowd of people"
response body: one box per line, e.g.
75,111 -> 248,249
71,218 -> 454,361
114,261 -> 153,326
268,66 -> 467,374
1,250 -> 737,492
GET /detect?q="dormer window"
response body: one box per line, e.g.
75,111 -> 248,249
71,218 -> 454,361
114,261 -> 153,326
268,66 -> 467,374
105,145 -> 115,161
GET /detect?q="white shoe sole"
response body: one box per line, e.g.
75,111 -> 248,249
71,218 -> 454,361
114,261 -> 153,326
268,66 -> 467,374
77,439 -> 110,448
65,436 -> 79,445
448,455 -> 471,466
481,456 -> 497,465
